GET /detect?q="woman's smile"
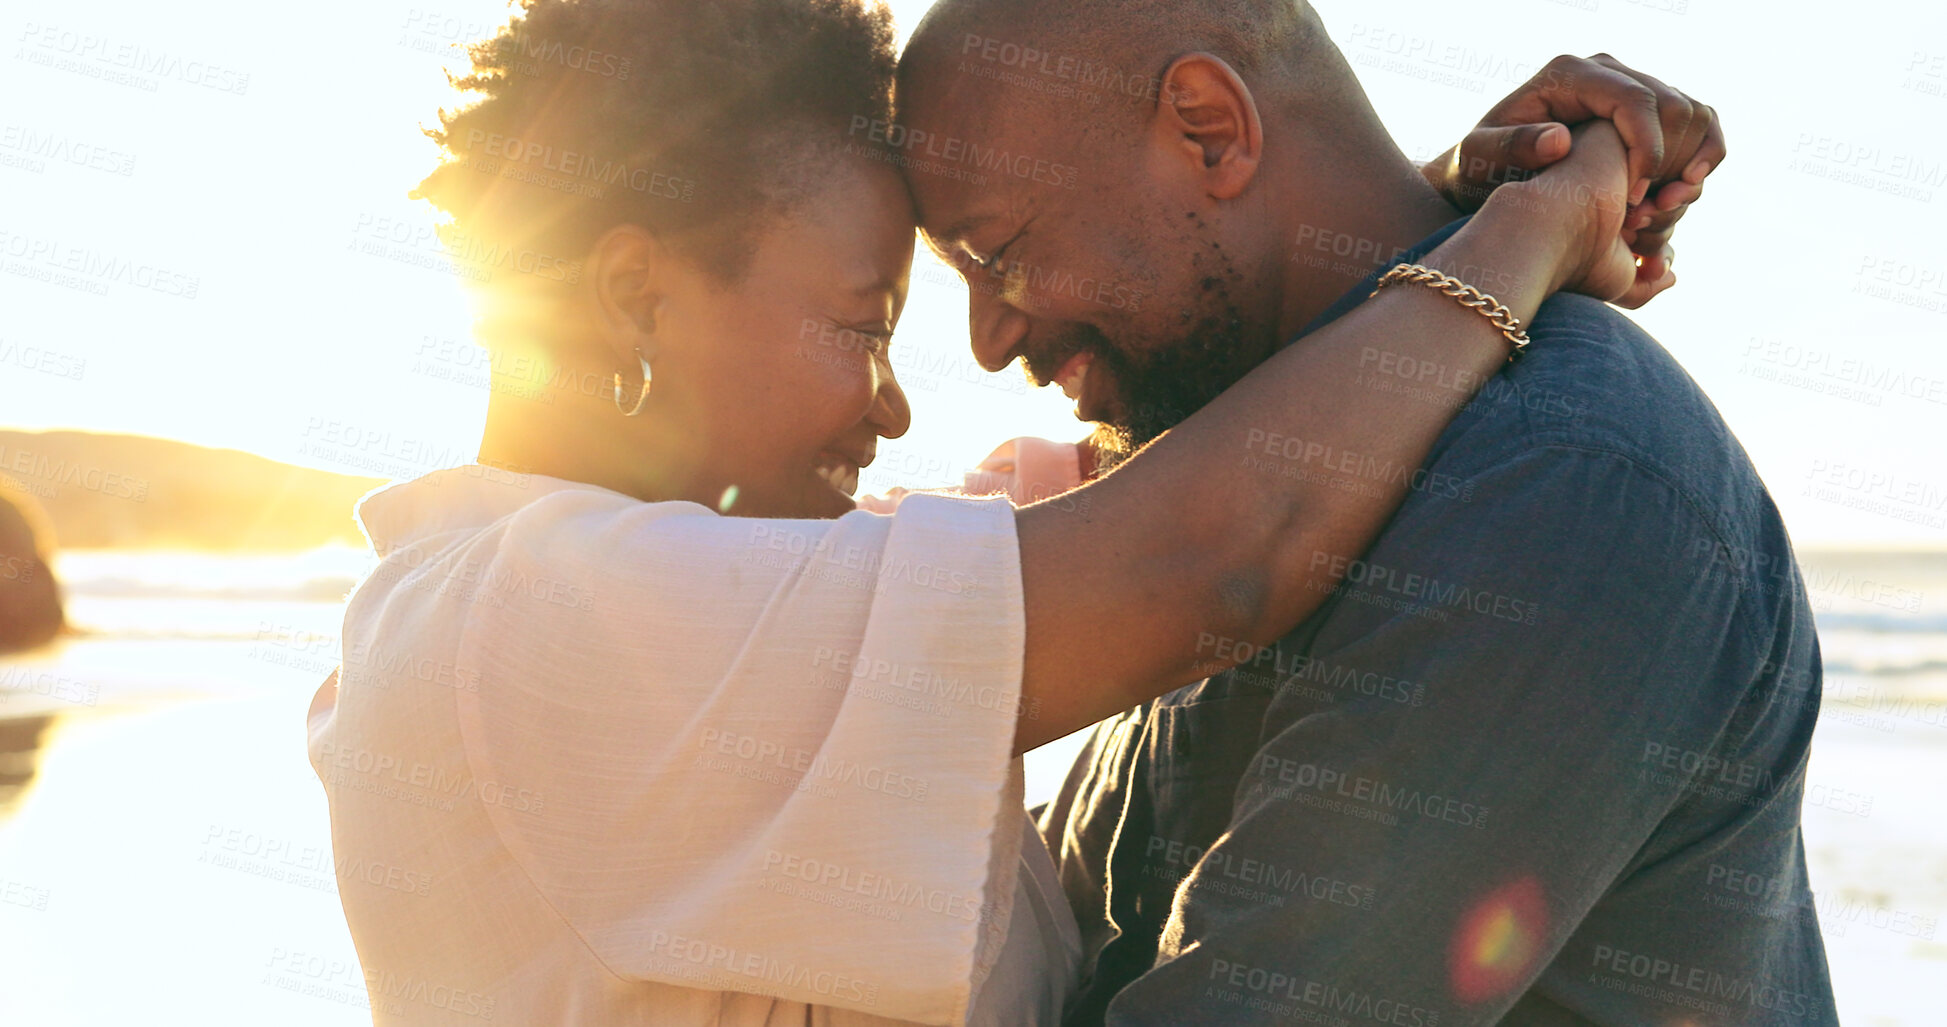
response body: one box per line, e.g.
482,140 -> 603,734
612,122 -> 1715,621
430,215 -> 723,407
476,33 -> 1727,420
813,447 -> 872,497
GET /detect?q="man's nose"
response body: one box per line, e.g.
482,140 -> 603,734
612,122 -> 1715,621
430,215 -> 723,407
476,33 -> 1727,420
967,283 -> 1031,373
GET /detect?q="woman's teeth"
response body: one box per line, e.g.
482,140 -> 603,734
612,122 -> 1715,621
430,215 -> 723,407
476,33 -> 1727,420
814,462 -> 860,496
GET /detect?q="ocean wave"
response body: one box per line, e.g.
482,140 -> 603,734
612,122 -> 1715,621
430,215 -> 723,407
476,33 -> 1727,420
1822,658 -> 1947,679
59,577 -> 357,603
56,625 -> 325,643
1812,611 -> 1947,635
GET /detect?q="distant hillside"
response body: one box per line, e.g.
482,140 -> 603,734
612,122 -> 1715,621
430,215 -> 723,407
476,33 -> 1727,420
0,430 -> 387,551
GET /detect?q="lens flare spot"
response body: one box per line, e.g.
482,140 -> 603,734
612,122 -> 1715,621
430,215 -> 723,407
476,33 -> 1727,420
1448,875 -> 1549,1004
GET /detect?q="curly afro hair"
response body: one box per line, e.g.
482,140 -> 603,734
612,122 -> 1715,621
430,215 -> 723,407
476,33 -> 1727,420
414,0 -> 899,293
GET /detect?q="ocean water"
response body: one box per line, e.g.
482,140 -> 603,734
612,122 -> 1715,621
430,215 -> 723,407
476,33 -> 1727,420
0,548 -> 1941,1024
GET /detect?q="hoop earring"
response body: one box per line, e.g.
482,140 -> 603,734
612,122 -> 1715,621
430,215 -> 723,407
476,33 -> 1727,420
613,349 -> 653,417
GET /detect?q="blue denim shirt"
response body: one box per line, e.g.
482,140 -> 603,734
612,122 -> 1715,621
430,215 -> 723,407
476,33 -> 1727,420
1036,220 -> 1839,1025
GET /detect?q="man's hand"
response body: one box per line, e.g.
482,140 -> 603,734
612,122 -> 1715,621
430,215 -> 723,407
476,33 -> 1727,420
1421,53 -> 1728,309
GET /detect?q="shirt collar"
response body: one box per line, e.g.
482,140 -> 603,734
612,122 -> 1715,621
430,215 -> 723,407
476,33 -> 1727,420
1293,216 -> 1473,341
354,465 -> 626,559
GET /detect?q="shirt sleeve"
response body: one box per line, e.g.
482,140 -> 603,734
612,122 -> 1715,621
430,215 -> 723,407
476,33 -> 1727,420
1104,446 -> 1769,1026
450,492 -> 1030,1025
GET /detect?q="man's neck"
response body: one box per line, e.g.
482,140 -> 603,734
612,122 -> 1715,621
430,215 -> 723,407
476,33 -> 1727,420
1273,145 -> 1462,344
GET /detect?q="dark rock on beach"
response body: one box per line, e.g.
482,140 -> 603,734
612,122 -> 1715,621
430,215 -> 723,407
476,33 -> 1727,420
0,488 -> 62,653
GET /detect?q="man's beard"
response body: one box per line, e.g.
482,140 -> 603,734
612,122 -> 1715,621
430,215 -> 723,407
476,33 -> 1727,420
1052,310 -> 1258,474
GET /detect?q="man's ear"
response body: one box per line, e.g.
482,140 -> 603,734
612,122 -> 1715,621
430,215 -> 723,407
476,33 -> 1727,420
585,223 -> 666,365
1152,53 -> 1263,200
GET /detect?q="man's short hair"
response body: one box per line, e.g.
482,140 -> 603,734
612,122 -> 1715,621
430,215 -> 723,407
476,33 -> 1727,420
897,0 -> 1345,131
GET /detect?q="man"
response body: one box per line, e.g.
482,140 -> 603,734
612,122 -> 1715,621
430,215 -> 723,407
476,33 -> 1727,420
894,1 -> 1836,1023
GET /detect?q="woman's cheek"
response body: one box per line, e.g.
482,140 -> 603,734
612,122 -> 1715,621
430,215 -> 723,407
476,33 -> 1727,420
806,344 -> 881,417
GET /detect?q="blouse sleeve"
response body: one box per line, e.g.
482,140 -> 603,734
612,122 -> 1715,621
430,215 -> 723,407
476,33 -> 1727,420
449,491 -> 1030,1025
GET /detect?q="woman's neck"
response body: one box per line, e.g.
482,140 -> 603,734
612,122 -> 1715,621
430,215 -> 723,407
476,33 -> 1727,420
477,379 -> 682,503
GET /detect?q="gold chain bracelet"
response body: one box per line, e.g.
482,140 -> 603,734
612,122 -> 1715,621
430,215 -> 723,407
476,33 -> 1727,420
1370,263 -> 1531,360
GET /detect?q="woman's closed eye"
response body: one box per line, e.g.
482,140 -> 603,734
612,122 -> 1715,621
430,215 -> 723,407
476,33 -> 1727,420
842,324 -> 895,354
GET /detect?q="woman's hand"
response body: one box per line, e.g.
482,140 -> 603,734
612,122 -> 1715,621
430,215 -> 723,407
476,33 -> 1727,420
1470,120 -> 1638,307
1424,54 -> 1725,307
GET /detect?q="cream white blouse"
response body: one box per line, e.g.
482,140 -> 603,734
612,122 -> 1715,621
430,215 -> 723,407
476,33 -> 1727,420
307,466 -> 1079,1025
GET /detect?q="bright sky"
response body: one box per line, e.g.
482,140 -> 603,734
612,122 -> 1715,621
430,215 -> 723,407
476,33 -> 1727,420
2,0 -> 1942,547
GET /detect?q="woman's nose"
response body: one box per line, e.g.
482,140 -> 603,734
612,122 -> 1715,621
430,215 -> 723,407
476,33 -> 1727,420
869,357 -> 912,440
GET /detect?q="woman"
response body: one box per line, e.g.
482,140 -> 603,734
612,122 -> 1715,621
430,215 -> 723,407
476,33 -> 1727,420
307,1 -> 1670,1023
